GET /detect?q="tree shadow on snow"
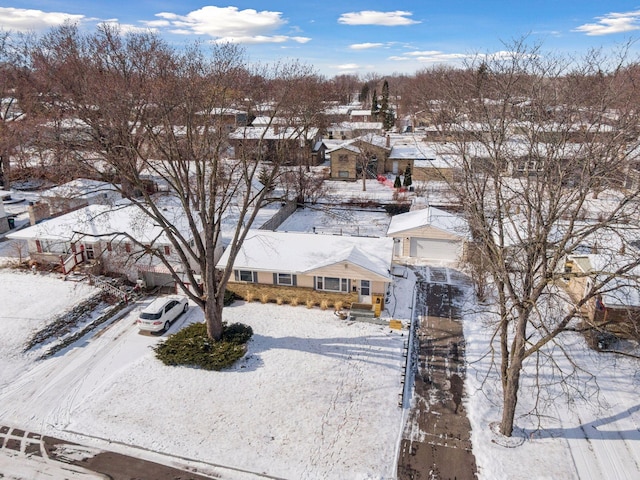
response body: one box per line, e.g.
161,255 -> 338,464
232,333 -> 406,373
524,403 -> 640,441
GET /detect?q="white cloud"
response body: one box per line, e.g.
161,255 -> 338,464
150,6 -> 309,45
156,6 -> 283,36
98,21 -> 157,35
0,7 -> 84,32
214,35 -> 311,45
573,10 -> 640,36
338,10 -> 420,27
143,20 -> 171,28
350,42 -> 384,50
402,50 -> 469,62
334,63 -> 360,70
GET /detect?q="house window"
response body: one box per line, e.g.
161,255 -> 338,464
164,245 -> 171,256
277,273 -> 293,285
125,243 -> 131,253
85,244 -> 95,260
360,280 -> 370,296
338,154 -> 348,163
338,171 -> 350,178
316,276 -> 349,292
235,270 -> 257,283
106,242 -> 112,252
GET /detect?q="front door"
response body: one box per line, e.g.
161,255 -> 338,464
360,279 -> 371,304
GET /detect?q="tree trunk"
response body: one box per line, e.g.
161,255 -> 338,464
204,294 -> 224,341
500,357 -> 523,436
500,314 -> 527,437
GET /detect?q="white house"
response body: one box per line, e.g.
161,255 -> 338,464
387,206 -> 469,263
8,204 -> 211,289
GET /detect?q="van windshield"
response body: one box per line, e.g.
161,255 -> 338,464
140,311 -> 162,320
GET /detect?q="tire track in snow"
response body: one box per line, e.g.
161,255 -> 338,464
0,310 -> 156,435
562,404 -> 640,480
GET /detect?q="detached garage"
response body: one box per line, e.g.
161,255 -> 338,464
387,206 -> 468,264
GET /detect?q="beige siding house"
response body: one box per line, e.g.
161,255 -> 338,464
216,230 -> 393,304
564,254 -> 640,335
328,144 -> 360,180
387,206 -> 468,263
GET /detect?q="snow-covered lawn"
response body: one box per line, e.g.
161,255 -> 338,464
0,269 -> 407,479
464,302 -> 640,480
2,264 -> 639,479
277,205 -> 391,237
0,271 -> 100,389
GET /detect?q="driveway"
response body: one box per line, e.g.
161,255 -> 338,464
397,266 -> 478,480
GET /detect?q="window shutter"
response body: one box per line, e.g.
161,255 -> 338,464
234,270 -> 239,281
292,274 -> 297,286
273,273 -> 278,285
252,271 -> 257,283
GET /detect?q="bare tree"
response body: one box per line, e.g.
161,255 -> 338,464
29,24 -> 319,341
420,41 -> 640,436
0,30 -> 34,186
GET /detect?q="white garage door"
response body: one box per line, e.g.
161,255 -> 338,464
409,238 -> 461,261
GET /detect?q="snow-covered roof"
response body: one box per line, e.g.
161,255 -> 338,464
357,133 -> 391,150
350,109 -> 373,117
197,107 -> 247,116
217,230 -> 393,280
250,116 -> 288,126
229,126 -> 319,140
389,144 -> 428,160
39,179 -> 119,200
8,204 -> 197,244
329,121 -> 383,131
387,206 -> 469,238
326,143 -> 360,154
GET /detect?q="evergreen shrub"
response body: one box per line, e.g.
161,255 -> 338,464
154,322 -> 253,370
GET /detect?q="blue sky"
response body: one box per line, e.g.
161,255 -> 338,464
2,2 -> 640,76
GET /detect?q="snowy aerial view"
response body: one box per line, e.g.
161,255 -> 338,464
2,3 -> 640,477
2,190 -> 640,479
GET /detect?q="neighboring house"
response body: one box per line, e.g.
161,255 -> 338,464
196,107 -> 249,133
327,134 -> 393,180
7,204 -> 211,290
39,178 -> 122,216
563,253 -> 640,332
216,230 -> 394,305
228,126 -> 323,166
326,121 -> 384,140
327,144 -> 361,180
412,145 -> 459,183
349,109 -> 374,122
387,206 -> 469,263
386,144 -> 425,176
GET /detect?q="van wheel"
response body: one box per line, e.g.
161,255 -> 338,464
164,321 -> 171,332
183,304 -> 189,314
